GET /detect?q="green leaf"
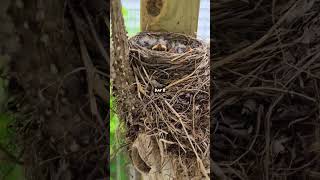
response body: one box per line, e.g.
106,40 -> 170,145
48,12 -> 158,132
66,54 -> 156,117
0,114 -> 12,145
0,114 -> 24,179
0,164 -> 24,180
110,83 -> 128,179
122,7 -> 128,17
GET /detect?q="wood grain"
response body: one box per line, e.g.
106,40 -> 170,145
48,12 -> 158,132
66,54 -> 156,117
141,0 -> 200,37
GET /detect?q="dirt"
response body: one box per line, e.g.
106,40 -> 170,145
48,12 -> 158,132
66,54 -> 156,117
1,0 -> 109,179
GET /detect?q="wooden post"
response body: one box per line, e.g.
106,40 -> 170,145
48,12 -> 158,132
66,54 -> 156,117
140,0 -> 200,37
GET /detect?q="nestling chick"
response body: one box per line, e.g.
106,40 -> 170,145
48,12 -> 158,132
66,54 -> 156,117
158,38 -> 167,46
175,43 -> 187,53
152,44 -> 167,51
151,37 -> 168,51
138,36 -> 157,48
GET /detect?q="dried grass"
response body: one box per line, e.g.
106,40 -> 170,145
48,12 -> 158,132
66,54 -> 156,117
212,0 -> 320,179
126,32 -> 210,178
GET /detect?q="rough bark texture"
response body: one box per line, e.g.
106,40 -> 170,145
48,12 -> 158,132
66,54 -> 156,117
111,0 -> 136,124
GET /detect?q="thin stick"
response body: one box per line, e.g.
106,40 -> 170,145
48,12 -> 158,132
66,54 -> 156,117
212,0 -> 299,69
164,100 -> 209,179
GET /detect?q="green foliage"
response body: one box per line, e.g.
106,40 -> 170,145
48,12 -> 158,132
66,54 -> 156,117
5,165 -> 23,180
121,4 -> 140,37
110,87 -> 128,180
122,7 -> 128,17
110,92 -> 119,155
0,52 -> 24,180
0,114 -> 12,143
0,113 -> 24,180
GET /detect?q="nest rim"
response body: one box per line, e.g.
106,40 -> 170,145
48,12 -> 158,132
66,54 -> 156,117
129,31 -> 208,57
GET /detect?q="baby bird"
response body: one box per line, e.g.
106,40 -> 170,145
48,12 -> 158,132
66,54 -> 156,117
158,38 -> 167,46
152,44 -> 167,51
151,37 -> 168,51
168,42 -> 190,53
138,36 -> 157,48
175,43 -> 187,53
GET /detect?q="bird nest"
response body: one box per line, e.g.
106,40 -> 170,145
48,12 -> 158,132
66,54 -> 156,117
127,32 -> 210,178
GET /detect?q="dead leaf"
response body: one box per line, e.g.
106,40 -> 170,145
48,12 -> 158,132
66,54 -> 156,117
131,134 -> 161,175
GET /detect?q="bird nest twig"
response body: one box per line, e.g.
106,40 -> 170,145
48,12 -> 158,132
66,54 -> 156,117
125,32 -> 210,178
